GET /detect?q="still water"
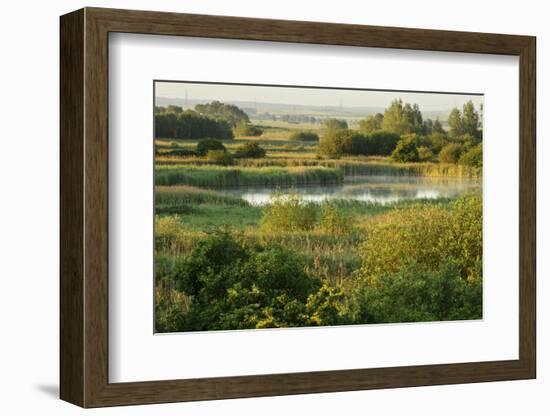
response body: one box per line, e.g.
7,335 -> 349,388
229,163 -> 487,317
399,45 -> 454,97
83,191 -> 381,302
219,175 -> 481,206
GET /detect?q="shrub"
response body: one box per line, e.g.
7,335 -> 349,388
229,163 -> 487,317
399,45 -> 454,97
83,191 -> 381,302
289,131 -> 320,142
165,230 -> 328,331
206,150 -> 234,165
459,143 -> 482,168
158,148 -> 198,157
319,202 -> 352,235
234,142 -> 266,158
349,261 -> 482,324
319,129 -> 367,157
234,120 -> 262,137
260,192 -> 317,232
428,132 -> 448,154
392,135 -> 420,162
196,139 -> 226,156
417,146 -> 434,162
357,193 -> 482,281
439,143 -> 463,163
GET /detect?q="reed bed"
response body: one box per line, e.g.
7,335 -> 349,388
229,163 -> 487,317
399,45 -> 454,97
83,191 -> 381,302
155,165 -> 344,187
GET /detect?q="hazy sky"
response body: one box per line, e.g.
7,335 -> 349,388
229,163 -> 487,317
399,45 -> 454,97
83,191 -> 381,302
155,81 -> 483,111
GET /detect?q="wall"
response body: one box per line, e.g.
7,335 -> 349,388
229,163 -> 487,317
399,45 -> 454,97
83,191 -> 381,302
0,0 -> 546,414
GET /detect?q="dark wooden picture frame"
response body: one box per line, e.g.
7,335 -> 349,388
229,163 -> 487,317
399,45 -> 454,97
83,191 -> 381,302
60,7 -> 536,408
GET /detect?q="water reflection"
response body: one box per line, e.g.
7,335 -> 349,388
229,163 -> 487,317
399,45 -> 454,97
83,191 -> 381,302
219,175 -> 481,206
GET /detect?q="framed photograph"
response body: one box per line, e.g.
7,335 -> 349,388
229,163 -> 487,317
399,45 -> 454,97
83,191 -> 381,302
60,7 -> 536,408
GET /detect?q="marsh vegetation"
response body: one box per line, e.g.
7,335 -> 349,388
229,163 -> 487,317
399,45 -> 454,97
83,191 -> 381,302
154,92 -> 483,332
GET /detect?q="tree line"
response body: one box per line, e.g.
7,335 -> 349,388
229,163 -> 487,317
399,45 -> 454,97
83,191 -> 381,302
155,101 -> 252,140
318,99 -> 483,167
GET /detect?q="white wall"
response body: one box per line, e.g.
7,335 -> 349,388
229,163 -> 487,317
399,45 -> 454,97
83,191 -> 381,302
0,0 -> 546,414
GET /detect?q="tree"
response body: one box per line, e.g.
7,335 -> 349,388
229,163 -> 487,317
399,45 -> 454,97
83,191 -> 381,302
319,129 -> 367,157
194,100 -> 250,126
155,109 -> 234,140
432,119 -> 446,135
391,134 -> 420,162
359,113 -> 384,134
448,108 -> 463,138
461,101 -> 480,138
382,99 -> 424,135
165,105 -> 183,114
365,131 -> 400,155
323,118 -> 348,132
448,101 -> 481,139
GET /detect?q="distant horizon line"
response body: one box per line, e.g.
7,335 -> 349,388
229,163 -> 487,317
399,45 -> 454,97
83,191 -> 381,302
155,95 -> 465,115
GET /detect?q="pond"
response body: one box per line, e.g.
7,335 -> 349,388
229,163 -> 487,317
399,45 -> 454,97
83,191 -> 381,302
219,175 -> 481,206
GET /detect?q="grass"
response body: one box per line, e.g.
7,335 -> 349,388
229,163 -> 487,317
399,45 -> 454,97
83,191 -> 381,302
155,165 -> 344,187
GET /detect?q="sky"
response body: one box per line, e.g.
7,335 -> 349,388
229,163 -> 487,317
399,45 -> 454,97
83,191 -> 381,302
155,81 -> 483,112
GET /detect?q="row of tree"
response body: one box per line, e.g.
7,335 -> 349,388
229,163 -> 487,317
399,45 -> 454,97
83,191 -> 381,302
318,99 -> 483,166
155,101 -> 253,140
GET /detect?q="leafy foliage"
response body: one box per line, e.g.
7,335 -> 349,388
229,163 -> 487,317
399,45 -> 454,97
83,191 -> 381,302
448,100 -> 482,139
382,99 -> 424,135
459,143 -> 483,168
323,118 -> 348,132
349,261 -> 482,324
161,230 -> 343,331
289,131 -> 320,142
233,120 -> 263,137
155,107 -> 234,140
196,139 -> 226,156
234,142 -> 266,158
356,193 -> 482,281
439,143 -> 463,163
358,113 -> 384,134
260,192 -> 317,232
195,100 -> 250,127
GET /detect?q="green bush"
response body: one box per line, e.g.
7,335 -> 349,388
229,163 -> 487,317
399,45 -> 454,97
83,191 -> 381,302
357,193 -> 482,281
392,135 -> 420,162
234,120 -> 262,137
439,143 -> 463,163
459,143 -> 482,168
365,131 -> 400,155
234,142 -> 266,158
319,202 -> 352,235
163,230 -> 335,331
349,260 -> 482,324
206,150 -> 234,165
289,131 -> 320,142
196,139 -> 226,156
319,129 -> 367,157
417,146 -> 434,162
260,192 -> 317,232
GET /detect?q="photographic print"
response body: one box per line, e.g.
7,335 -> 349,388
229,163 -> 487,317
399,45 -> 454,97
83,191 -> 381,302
154,81 -> 483,333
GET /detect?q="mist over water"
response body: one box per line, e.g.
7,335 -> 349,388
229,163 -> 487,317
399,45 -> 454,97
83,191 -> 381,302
219,175 -> 481,206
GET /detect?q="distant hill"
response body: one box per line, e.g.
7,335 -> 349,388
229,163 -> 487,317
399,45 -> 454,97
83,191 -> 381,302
155,96 -> 452,122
